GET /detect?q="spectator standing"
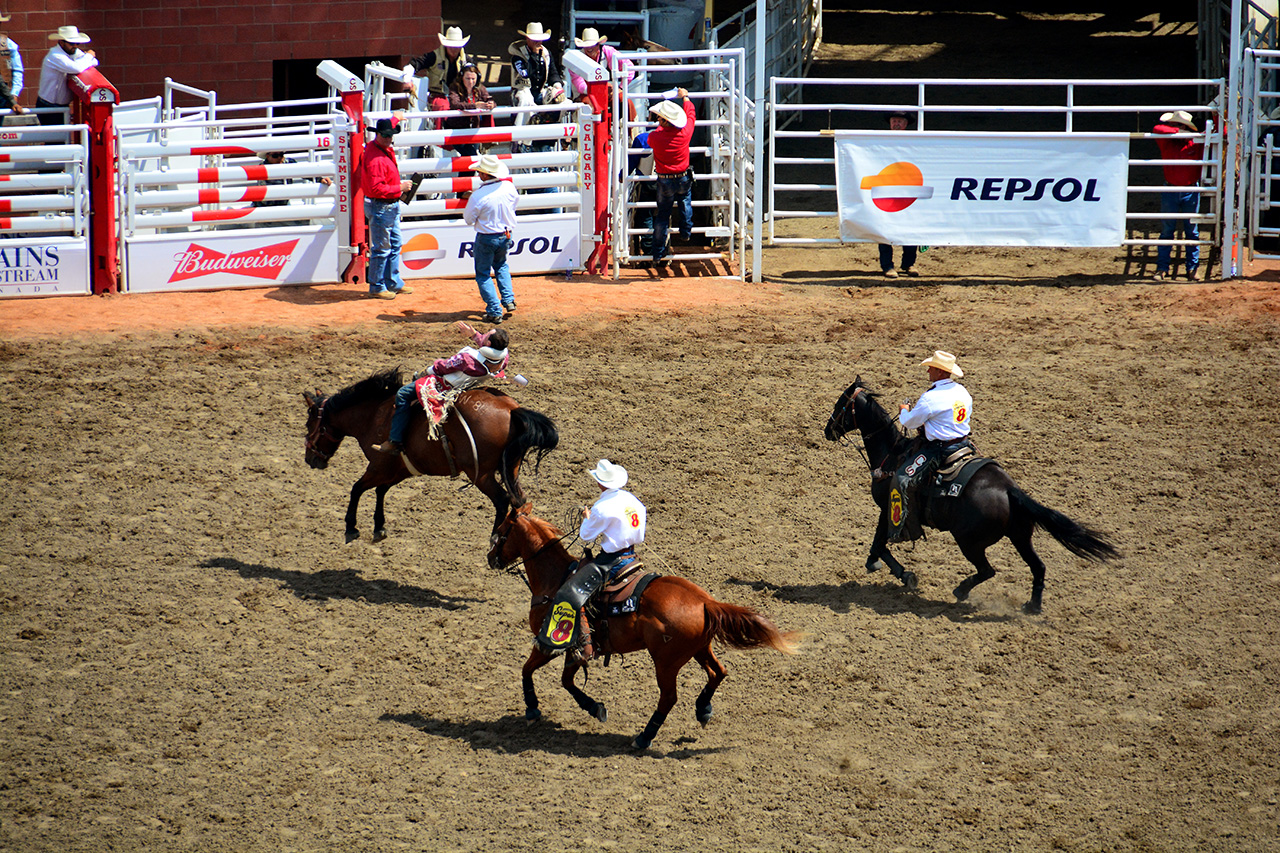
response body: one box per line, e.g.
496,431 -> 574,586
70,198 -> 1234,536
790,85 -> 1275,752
1152,110 -> 1204,281
36,25 -> 96,126
647,90 -> 696,266
879,112 -> 919,278
463,154 -> 519,323
508,22 -> 564,128
446,63 -> 495,165
361,114 -> 414,300
0,12 -> 27,116
405,26 -> 469,127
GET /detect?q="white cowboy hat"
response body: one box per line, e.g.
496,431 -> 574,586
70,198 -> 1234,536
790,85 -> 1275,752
920,350 -> 963,378
575,27 -> 609,48
589,459 -> 628,490
473,153 -> 509,179
650,99 -> 687,129
1159,110 -> 1197,132
478,345 -> 508,365
438,26 -> 470,48
519,22 -> 551,41
49,25 -> 91,43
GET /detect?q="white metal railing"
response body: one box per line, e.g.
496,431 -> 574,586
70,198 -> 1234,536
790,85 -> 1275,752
709,0 -> 821,106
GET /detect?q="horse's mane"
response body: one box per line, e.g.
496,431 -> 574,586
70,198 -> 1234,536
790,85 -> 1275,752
851,378 -> 914,457
518,511 -> 573,562
326,368 -> 403,414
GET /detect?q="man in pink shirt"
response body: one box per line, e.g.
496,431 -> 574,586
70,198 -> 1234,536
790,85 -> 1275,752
647,89 -> 695,266
360,113 -> 414,299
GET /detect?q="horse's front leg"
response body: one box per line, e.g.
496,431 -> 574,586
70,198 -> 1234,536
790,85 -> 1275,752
868,504 -> 917,592
561,659 -> 608,723
371,484 -> 392,542
345,478 -> 372,543
521,646 -> 555,722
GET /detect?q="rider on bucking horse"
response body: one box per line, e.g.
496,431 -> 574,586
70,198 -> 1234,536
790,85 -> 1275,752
374,322 -> 511,455
537,459 -> 646,663
890,350 -> 975,542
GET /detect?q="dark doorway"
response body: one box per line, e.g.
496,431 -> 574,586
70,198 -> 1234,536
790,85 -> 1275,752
272,55 -> 400,114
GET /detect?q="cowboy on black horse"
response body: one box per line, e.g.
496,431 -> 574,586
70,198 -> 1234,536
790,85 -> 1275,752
889,350 -> 975,542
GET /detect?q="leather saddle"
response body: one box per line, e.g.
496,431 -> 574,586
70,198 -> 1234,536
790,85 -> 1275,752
586,567 -> 660,665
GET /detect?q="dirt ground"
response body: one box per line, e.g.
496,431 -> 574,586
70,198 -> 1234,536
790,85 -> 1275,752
4,5 -> 1280,853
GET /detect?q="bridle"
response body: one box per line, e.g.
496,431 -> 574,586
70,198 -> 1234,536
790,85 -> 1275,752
304,397 -> 342,463
831,386 -> 899,478
488,513 -> 581,594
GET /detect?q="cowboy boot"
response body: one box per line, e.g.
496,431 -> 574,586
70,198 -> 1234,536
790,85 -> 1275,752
571,610 -> 595,663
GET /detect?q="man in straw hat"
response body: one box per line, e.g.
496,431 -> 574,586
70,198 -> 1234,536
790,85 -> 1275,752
508,22 -> 564,128
647,88 -> 696,266
1151,110 -> 1204,281
35,25 -> 96,126
536,459 -> 647,663
374,322 -> 511,455
463,154 -> 519,323
0,11 -> 27,117
361,112 -> 415,299
888,351 -> 975,543
404,25 -> 470,126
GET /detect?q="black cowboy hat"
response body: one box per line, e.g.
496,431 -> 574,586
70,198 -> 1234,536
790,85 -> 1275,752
373,118 -> 401,137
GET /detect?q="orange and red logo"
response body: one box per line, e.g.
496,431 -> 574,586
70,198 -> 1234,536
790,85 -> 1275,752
400,233 -> 447,271
860,162 -> 934,212
168,240 -> 299,283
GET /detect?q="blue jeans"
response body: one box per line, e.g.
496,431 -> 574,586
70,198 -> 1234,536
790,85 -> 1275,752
473,231 -> 514,317
388,382 -> 417,445
879,244 -> 918,272
365,197 -> 405,294
652,172 -> 693,261
1157,189 -> 1199,273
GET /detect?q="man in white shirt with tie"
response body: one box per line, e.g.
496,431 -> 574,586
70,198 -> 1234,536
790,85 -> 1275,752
463,154 -> 519,324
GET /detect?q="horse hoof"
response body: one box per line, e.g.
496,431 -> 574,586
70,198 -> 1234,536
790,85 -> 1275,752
1022,601 -> 1042,615
372,529 -> 388,543
344,530 -> 360,544
593,703 -> 608,723
525,707 -> 542,722
953,584 -> 969,602
696,704 -> 713,725
866,559 -> 884,574
631,733 -> 652,750
902,571 -> 918,592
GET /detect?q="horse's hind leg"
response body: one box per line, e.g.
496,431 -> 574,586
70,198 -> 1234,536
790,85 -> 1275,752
560,659 -> 607,722
371,484 -> 392,542
634,657 -> 684,750
692,645 -> 726,726
521,648 -> 554,722
953,540 -> 997,604
1009,532 -> 1047,615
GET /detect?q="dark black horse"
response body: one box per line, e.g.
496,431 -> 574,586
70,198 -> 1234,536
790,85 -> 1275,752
824,377 -> 1117,614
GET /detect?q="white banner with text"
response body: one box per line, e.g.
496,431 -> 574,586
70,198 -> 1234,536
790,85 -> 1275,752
124,227 -> 338,293
398,215 -> 581,279
834,132 -> 1129,247
0,239 -> 91,298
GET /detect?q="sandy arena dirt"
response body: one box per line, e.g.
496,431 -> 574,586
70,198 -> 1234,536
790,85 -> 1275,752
3,6 -> 1280,853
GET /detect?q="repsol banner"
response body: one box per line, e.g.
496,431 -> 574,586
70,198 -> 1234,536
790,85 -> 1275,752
123,227 -> 338,293
833,132 -> 1128,247
0,239 -> 91,298
398,216 -> 580,278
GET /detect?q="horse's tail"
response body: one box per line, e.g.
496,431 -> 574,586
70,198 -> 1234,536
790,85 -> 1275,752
500,407 -> 559,505
1009,487 -> 1119,562
703,600 -> 800,655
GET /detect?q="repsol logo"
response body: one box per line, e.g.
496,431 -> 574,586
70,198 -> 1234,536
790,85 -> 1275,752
458,235 -> 564,258
951,177 -> 1104,203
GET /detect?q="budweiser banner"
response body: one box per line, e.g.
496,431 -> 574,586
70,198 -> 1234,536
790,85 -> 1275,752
124,228 -> 338,293
399,216 -> 580,278
0,239 -> 91,298
833,132 -> 1129,247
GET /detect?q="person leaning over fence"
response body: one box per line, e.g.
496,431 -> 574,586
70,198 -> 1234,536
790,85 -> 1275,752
509,22 -> 565,129
569,28 -> 636,123
648,90 -> 696,267
36,26 -> 96,126
361,114 -> 414,300
404,26 -> 469,129
0,12 -> 28,117
1152,110 -> 1203,282
463,154 -> 519,323
879,112 -> 920,278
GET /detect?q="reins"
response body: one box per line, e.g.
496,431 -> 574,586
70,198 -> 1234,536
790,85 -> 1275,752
834,386 -> 900,479
305,397 -> 341,462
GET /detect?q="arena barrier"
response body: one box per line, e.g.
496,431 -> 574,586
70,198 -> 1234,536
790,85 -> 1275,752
1240,47 -> 1280,263
766,76 -> 1223,276
609,48 -> 750,275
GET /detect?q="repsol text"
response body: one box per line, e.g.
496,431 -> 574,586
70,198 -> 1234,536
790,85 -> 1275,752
951,177 -> 1103,202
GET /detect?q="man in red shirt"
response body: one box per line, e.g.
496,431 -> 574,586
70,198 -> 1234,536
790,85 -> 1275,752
647,89 -> 696,266
361,112 -> 414,298
1152,110 -> 1204,281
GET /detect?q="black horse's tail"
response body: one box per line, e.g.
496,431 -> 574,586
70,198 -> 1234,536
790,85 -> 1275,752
1009,487 -> 1119,561
500,407 -> 559,505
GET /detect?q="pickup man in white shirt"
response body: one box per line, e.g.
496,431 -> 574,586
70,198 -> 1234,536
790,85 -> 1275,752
463,154 -> 520,323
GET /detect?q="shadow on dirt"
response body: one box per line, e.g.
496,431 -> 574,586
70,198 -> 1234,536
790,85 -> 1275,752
771,271 -> 1139,288
379,712 -> 730,758
725,575 -> 1021,623
202,556 -> 480,609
